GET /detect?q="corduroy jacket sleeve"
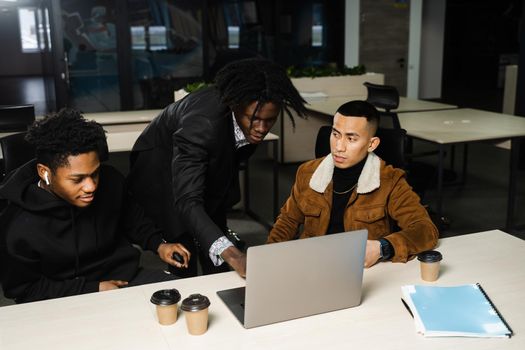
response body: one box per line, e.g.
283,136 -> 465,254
267,163 -> 310,243
383,173 -> 439,262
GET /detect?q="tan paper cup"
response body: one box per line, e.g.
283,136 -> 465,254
156,304 -> 178,325
181,294 -> 211,335
150,289 -> 181,325
185,308 -> 209,335
420,261 -> 440,281
417,251 -> 443,282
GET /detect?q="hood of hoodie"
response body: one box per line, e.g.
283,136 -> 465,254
0,160 -> 70,215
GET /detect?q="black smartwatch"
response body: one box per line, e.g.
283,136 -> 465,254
379,238 -> 394,261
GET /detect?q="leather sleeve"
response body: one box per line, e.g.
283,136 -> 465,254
170,114 -> 225,250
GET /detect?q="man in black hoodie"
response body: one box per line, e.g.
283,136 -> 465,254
0,109 -> 190,303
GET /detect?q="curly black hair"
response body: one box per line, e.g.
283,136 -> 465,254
25,108 -> 107,172
214,58 -> 308,128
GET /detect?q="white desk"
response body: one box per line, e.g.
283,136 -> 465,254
35,109 -> 163,125
273,96 -> 457,163
103,123 -> 150,153
104,123 -> 278,154
0,230 -> 523,349
307,96 -> 458,115
398,108 -> 525,230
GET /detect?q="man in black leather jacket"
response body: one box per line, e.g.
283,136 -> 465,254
127,59 -> 307,277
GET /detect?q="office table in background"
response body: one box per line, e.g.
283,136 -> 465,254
0,229 -> 523,349
307,96 -> 458,115
398,108 -> 525,230
273,96 -> 458,163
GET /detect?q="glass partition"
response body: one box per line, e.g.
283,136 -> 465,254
127,0 -> 204,109
60,0 -> 120,112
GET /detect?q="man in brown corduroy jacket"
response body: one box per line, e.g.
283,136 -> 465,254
267,101 -> 438,268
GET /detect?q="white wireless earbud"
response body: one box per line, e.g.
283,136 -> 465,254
44,171 -> 50,186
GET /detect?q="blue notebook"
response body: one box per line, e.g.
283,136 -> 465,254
401,284 -> 513,338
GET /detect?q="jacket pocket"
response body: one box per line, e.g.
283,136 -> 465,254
353,205 -> 388,238
299,202 -> 323,238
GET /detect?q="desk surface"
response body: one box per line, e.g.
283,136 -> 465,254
36,109 -> 163,125
398,108 -> 525,144
1,230 -> 523,350
307,96 -> 457,115
104,123 -> 278,153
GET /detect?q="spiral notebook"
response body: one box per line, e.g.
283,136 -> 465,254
401,284 -> 513,338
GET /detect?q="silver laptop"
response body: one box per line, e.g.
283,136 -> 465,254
217,229 -> 367,328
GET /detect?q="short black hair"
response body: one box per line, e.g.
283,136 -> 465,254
25,108 -> 107,172
336,100 -> 380,135
214,58 -> 308,127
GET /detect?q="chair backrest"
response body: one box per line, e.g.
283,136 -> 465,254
363,82 -> 401,129
378,111 -> 402,129
315,125 -> 332,159
315,125 -> 406,169
0,132 -> 35,179
374,128 -> 406,169
363,82 -> 399,112
0,105 -> 35,132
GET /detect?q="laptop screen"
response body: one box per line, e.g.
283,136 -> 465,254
218,229 -> 368,328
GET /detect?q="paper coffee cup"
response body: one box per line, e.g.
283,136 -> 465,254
181,294 -> 211,335
150,289 -> 181,325
417,250 -> 443,282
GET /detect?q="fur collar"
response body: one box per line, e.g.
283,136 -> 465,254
309,153 -> 381,194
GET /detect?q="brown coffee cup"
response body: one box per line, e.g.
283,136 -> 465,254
150,289 -> 181,325
417,250 -> 443,282
181,293 -> 210,335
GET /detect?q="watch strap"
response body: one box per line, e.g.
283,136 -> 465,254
379,238 -> 394,260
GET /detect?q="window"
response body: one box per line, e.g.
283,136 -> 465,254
131,26 -> 146,50
18,7 -> 39,52
149,26 -> 167,51
311,3 -> 323,47
131,26 -> 168,51
227,26 -> 240,48
38,7 -> 52,50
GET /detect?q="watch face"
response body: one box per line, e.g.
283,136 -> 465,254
379,240 -> 388,259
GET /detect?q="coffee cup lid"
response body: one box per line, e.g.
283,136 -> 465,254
150,289 -> 181,306
181,293 -> 210,312
417,250 -> 443,263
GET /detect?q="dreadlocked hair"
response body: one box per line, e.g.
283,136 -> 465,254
25,108 -> 107,172
214,58 -> 308,128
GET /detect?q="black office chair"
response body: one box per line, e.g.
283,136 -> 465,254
0,105 -> 35,132
363,83 -> 444,190
0,132 -> 35,180
315,125 -> 407,169
363,82 -> 401,129
314,125 -> 332,159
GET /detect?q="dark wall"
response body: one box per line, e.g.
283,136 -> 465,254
441,0 -> 521,110
360,0 -> 410,95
